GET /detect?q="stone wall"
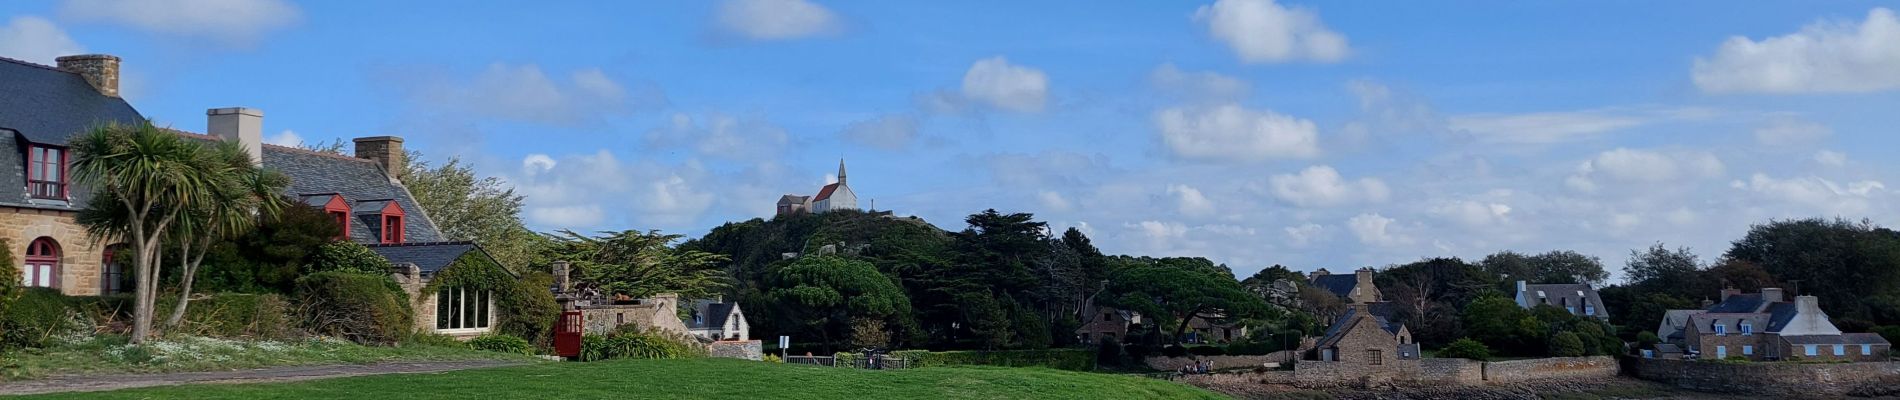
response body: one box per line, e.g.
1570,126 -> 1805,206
1482,356 -> 1616,383
1629,358 -> 1900,397
1144,351 -> 1298,371
710,340 -> 763,361
1175,369 -> 1296,386
0,207 -> 107,296
1415,358 -> 1483,383
574,296 -> 691,337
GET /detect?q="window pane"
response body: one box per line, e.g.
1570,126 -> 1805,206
37,264 -> 51,286
476,291 -> 489,328
437,288 -> 451,329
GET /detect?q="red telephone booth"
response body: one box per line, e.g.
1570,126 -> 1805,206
555,310 -> 583,359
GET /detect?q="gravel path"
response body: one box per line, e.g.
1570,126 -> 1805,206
0,360 -> 527,396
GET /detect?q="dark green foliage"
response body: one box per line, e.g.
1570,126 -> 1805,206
1123,343 -> 1153,359
1725,218 -> 1900,325
577,329 -> 706,361
1187,345 -> 1225,356
1549,332 -> 1585,357
197,203 -> 341,293
467,333 -> 534,355
1226,328 -> 1302,355
1095,339 -> 1123,366
885,349 -> 1095,371
1377,257 -> 1497,348
1636,331 -> 1661,350
1875,326 -> 1900,345
426,251 -> 554,347
1479,250 -> 1608,286
1105,256 -> 1267,345
294,271 -> 413,345
1161,345 -> 1188,357
765,255 -> 914,352
157,293 -> 294,339
1438,338 -> 1492,361
305,242 -> 391,275
1,288 -> 83,349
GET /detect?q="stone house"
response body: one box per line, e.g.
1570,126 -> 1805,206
686,298 -> 749,341
1309,267 -> 1381,304
1512,280 -> 1610,320
1076,305 -> 1142,344
1668,288 -> 1891,362
1306,303 -> 1421,379
774,160 -> 857,216
0,54 -> 143,295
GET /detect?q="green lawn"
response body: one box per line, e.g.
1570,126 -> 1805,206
1,335 -> 535,380
13,358 -> 1227,400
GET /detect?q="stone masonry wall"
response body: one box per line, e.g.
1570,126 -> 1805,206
0,207 -> 106,296
710,340 -> 763,361
1482,356 -> 1616,384
1629,358 -> 1900,397
1144,351 -> 1297,371
1415,358 -> 1484,384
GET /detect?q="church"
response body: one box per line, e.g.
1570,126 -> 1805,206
776,160 -> 858,216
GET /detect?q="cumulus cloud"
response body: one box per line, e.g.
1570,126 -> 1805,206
0,16 -> 84,65
960,56 -> 1048,112
1283,223 -> 1324,247
1569,148 -> 1725,188
1150,63 -> 1251,101
1038,190 -> 1071,212
1692,8 -> 1900,93
645,112 -> 791,161
507,150 -> 741,229
60,0 -> 300,46
1193,0 -> 1349,63
1814,150 -> 1848,167
1128,220 -> 1189,248
1731,174 -> 1887,216
265,130 -> 302,147
1448,107 -> 1714,145
1754,117 -> 1832,147
1266,165 -> 1389,207
1167,184 -> 1216,218
713,0 -> 841,41
1154,104 -> 1320,162
398,63 -> 659,126
1347,213 -> 1406,247
839,114 -> 919,150
1431,200 -> 1512,228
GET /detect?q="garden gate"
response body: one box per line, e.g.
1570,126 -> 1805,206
555,310 -> 583,358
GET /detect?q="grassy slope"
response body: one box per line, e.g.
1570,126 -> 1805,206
15,358 -> 1226,400
2,336 -> 535,380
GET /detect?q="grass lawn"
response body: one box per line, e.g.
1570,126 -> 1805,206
1,335 -> 536,380
12,358 -> 1227,400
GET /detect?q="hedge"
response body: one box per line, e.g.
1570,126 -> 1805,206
157,293 -> 295,339
577,329 -> 706,361
294,271 -> 413,345
467,333 -> 534,355
881,349 -> 1096,371
0,288 -> 86,349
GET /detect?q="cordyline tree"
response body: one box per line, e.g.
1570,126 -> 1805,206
71,123 -> 260,343
160,141 -> 288,326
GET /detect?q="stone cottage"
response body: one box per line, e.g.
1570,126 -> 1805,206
1309,267 -> 1381,304
1512,280 -> 1610,320
1665,288 -> 1891,361
1076,305 -> 1142,344
0,54 -> 143,295
686,298 -> 749,341
1310,303 -> 1420,363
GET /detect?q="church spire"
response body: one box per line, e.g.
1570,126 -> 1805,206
837,158 -> 847,185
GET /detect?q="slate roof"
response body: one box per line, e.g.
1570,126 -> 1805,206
687,299 -> 736,330
1316,306 -> 1404,349
1764,302 -> 1799,333
260,145 -> 444,244
1782,334 -> 1892,345
1707,294 -> 1766,313
776,194 -> 808,205
0,56 -> 143,145
1517,283 -> 1609,319
1311,274 -> 1358,299
367,241 -> 496,276
1688,313 -> 1770,335
0,56 -> 142,210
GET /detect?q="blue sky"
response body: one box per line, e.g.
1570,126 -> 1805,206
4,0 -> 1898,280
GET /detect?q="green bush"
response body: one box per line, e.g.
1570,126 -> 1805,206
467,333 -> 534,355
1123,343 -> 1152,359
158,293 -> 294,339
294,271 -> 413,345
1187,345 -> 1226,356
577,329 -> 706,361
1636,331 -> 1661,351
1161,345 -> 1188,357
887,349 -> 1095,371
1438,338 -> 1492,361
496,271 -> 560,348
305,242 -> 391,275
0,288 -> 87,349
1549,332 -> 1586,357
1873,325 -> 1900,347
1095,339 -> 1123,366
406,332 -> 463,347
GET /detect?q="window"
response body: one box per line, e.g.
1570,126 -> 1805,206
1322,349 -> 1335,361
26,145 -> 66,199
433,287 -> 491,332
1834,345 -> 1845,356
381,214 -> 404,244
1103,312 -> 1113,322
1864,345 -> 1873,355
329,211 -> 349,238
1567,306 -> 1577,314
1805,345 -> 1818,356
1740,321 -> 1752,335
100,245 -> 131,294
21,238 -> 59,288
1715,346 -> 1726,359
1713,323 -> 1726,336
1585,305 -> 1597,316
1367,349 -> 1382,365
1742,345 -> 1753,355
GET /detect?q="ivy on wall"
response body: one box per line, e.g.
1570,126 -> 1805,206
422,249 -> 560,346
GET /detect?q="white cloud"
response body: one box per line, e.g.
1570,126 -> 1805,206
1754,117 -> 1832,147
645,112 -> 790,160
1128,220 -> 1188,246
1150,63 -> 1251,101
1448,108 -> 1711,145
1432,200 -> 1512,228
1193,0 -> 1349,63
264,130 -> 301,147
0,16 -> 84,65
1347,213 -> 1406,247
1038,190 -> 1071,212
713,0 -> 841,41
521,154 -> 557,174
403,63 -> 655,126
1283,223 -> 1324,247
1731,173 -> 1887,216
60,0 -> 300,45
1692,8 -> 1900,93
839,114 -> 919,150
1167,184 -> 1216,218
1154,103 -> 1320,162
1266,165 -> 1389,207
1815,150 -> 1848,167
961,56 -> 1048,113
1571,148 -> 1725,186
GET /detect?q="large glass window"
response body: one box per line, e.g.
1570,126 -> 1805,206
21,237 -> 59,288
434,287 -> 491,332
26,146 -> 65,199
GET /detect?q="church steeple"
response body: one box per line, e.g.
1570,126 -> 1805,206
837,158 -> 847,185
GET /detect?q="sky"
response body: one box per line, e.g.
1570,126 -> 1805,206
3,0 -> 1898,281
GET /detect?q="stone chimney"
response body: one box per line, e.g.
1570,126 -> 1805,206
1719,288 -> 1741,302
55,54 -> 120,97
1308,268 -> 1331,282
1516,280 -> 1528,295
353,136 -> 405,177
207,108 -> 264,165
1782,295 -> 1844,335
552,261 -> 572,294
1761,288 -> 1785,303
1351,268 -> 1379,303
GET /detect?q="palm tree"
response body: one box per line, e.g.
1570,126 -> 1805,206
164,141 -> 289,327
70,123 -> 226,343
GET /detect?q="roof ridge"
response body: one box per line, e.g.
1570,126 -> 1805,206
0,55 -> 69,73
165,128 -> 379,164
366,240 -> 476,247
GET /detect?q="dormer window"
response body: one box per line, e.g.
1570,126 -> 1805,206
1713,323 -> 1727,336
1740,321 -> 1752,335
26,145 -> 66,199
382,214 -> 404,244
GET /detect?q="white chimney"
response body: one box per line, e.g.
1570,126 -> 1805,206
207,108 -> 264,165
1780,295 -> 1843,336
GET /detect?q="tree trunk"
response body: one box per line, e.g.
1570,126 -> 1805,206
1172,306 -> 1205,345
165,236 -> 200,327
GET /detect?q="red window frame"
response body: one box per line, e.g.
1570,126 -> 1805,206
378,201 -> 405,244
26,145 -> 67,199
23,237 -> 60,288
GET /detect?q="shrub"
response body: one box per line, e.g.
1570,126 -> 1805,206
577,329 -> 706,361
887,349 -> 1095,371
1161,345 -> 1188,357
305,242 -> 391,275
495,271 -> 560,348
1096,339 -> 1123,366
762,353 -> 783,363
406,332 -> 463,347
1549,332 -> 1586,357
1438,338 -> 1492,361
158,293 -> 295,339
1636,331 -> 1661,351
1188,345 -> 1226,356
467,333 -> 534,355
293,271 -> 412,345
1,288 -> 88,349
1123,343 -> 1153,359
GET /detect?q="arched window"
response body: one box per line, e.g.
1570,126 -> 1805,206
101,244 -> 132,294
22,237 -> 60,288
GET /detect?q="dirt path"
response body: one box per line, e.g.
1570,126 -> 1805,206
0,359 -> 527,396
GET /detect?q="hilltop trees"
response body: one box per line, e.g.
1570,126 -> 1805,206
765,255 -> 913,352
1724,218 -> 1900,325
1103,257 -> 1268,345
545,230 -> 730,299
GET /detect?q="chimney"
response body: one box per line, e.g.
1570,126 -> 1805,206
1355,268 -> 1374,286
1516,280 -> 1528,294
1720,288 -> 1741,301
56,54 -> 120,97
207,108 -> 264,165
1761,288 -> 1784,303
353,136 -> 405,177
552,261 -> 571,294
1701,298 -> 1714,309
